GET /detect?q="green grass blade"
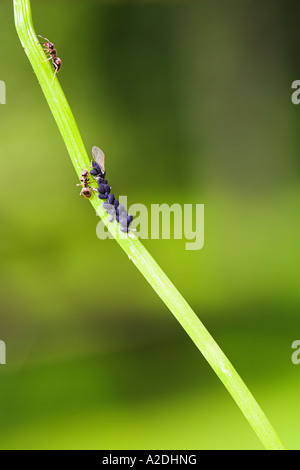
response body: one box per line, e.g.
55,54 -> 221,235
13,0 -> 286,450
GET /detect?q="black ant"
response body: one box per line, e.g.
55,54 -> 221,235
38,35 -> 62,84
77,169 -> 93,199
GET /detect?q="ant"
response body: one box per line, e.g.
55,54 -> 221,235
38,35 -> 62,84
77,169 -> 93,199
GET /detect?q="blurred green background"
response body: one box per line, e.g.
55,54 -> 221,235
0,0 -> 299,450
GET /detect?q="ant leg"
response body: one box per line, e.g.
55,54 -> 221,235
51,67 -> 59,85
43,56 -> 53,62
42,48 -> 53,55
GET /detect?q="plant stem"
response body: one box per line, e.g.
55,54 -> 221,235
14,0 -> 285,450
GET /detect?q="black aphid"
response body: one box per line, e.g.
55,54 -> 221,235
127,215 -> 133,226
98,184 -> 106,194
107,193 -> 115,205
90,146 -> 134,233
90,161 -> 102,177
102,202 -> 113,212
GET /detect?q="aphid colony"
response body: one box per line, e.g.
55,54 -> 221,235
78,146 -> 134,233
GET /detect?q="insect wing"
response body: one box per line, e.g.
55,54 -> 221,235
92,146 -> 105,173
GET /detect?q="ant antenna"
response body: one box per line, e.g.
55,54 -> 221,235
37,34 -> 50,43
